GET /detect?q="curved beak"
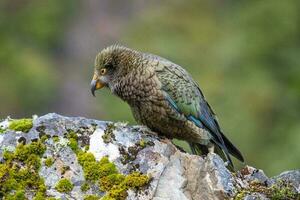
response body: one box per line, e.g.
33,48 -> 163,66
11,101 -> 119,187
90,74 -> 104,97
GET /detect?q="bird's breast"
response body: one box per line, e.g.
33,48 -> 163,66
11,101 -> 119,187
113,68 -> 161,103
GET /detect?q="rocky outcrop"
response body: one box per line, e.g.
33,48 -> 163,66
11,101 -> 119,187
0,113 -> 299,200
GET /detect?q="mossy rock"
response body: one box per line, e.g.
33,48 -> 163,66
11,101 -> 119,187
8,118 -> 33,133
0,140 -> 47,199
55,178 -> 74,193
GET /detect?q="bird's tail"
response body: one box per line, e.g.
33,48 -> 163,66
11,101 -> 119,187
220,131 -> 244,163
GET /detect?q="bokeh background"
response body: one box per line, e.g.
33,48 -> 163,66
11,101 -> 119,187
0,0 -> 299,176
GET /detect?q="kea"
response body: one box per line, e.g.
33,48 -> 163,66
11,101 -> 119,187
90,45 -> 244,168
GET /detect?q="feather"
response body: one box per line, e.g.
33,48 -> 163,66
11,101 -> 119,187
153,55 -> 244,167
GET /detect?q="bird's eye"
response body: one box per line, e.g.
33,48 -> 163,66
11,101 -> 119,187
100,68 -> 107,75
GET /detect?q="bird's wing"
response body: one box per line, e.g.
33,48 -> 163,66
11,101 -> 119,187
146,54 -> 244,164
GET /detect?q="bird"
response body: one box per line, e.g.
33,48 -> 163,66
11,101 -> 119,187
90,45 -> 244,169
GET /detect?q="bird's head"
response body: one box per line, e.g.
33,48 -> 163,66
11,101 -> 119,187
90,45 -> 137,96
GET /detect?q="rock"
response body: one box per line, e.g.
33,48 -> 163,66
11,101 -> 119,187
0,113 -> 299,200
271,170 -> 300,193
239,166 -> 270,186
243,193 -> 269,200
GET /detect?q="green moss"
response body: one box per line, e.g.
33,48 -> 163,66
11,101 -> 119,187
85,161 -> 103,182
98,158 -> 118,178
80,182 -> 90,192
270,181 -> 299,200
105,185 -> 127,200
233,180 -> 299,200
3,150 -> 14,161
233,190 -> 247,200
101,196 -> 116,200
68,138 -> 78,152
100,172 -> 149,199
8,119 -> 33,133
0,164 -> 8,180
84,145 -> 90,152
67,130 -> 78,140
139,139 -> 146,148
33,192 -> 47,200
40,135 -> 49,142
75,152 -> 149,200
52,136 -> 59,143
44,157 -> 54,167
123,172 -> 149,188
55,178 -> 73,193
67,130 -> 79,153
77,150 -> 115,182
99,174 -> 125,191
84,195 -> 100,200
66,131 -> 149,200
0,140 -> 47,199
25,154 -> 41,170
5,189 -> 26,200
78,152 -> 96,165
0,127 -> 6,134
102,123 -> 116,143
14,141 -> 46,161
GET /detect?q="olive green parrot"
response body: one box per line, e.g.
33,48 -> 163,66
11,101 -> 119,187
91,45 -> 244,168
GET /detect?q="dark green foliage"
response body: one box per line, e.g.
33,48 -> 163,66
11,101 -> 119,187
0,0 -> 77,117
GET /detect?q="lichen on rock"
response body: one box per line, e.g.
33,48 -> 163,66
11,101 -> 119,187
0,113 -> 299,200
75,148 -> 149,200
102,123 -> 116,144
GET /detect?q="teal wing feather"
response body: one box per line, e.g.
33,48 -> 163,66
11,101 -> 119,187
146,54 -> 244,164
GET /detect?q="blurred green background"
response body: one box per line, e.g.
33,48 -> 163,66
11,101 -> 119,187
0,0 -> 299,176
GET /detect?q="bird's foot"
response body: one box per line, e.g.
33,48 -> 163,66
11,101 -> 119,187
139,127 -> 158,137
224,161 -> 230,167
208,145 -> 215,153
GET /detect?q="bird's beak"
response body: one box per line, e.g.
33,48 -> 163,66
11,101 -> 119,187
91,74 -> 104,97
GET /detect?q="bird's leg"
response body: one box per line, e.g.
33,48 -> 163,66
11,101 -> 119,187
139,126 -> 158,137
208,143 -> 215,153
207,143 -> 230,166
224,161 -> 230,167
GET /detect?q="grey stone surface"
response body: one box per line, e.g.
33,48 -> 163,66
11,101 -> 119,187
240,166 -> 270,186
271,170 -> 300,193
243,193 -> 269,200
0,113 -> 299,200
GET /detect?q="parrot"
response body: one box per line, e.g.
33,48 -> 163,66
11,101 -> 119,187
90,45 -> 244,168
